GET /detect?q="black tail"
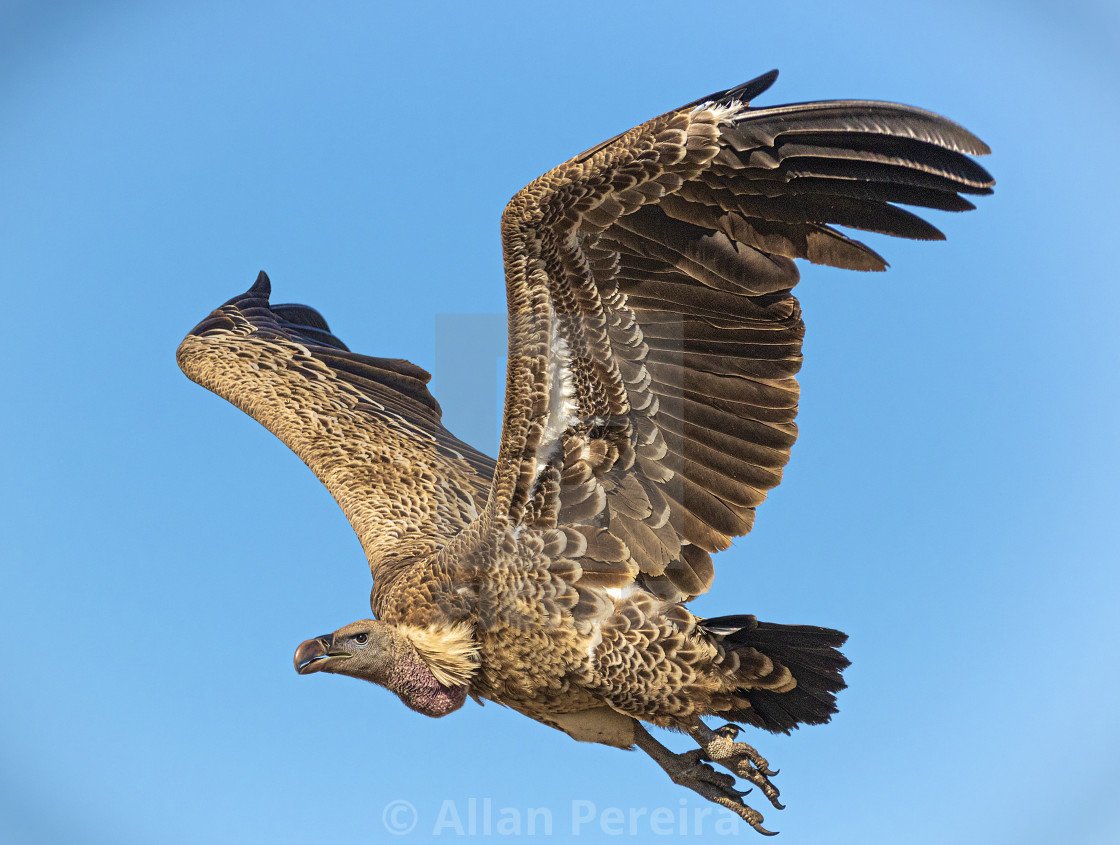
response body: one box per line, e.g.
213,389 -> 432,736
703,614 -> 850,735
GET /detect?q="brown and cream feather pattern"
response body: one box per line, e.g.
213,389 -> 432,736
177,277 -> 495,590
179,69 -> 991,815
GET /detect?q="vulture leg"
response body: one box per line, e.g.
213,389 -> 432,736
687,720 -> 784,811
631,722 -> 778,836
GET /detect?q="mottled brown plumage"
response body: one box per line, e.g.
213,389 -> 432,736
178,70 -> 992,833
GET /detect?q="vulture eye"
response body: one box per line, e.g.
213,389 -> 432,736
353,633 -> 369,645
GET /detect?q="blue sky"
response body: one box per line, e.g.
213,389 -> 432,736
2,1 -> 1119,843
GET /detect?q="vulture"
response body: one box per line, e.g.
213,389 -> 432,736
178,70 -> 992,833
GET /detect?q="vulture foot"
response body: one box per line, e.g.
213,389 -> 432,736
633,723 -> 778,836
689,722 -> 784,810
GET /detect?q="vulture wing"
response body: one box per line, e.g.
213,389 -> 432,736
177,272 -> 496,575
486,69 -> 992,603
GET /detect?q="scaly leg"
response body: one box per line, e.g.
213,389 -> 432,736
632,722 -> 777,836
687,720 -> 785,811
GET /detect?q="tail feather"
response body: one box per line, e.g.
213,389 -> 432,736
703,614 -> 850,734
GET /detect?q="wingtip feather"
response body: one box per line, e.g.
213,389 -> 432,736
729,68 -> 779,104
685,69 -> 780,112
250,270 -> 271,298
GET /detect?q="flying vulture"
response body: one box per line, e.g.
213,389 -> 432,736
178,70 -> 992,833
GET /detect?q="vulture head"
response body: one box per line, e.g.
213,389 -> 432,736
293,619 -> 469,717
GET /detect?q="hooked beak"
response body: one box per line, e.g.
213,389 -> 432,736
294,634 -> 352,675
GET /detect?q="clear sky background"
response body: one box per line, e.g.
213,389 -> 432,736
2,1 -> 1118,843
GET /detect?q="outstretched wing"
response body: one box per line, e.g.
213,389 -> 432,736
177,272 -> 495,575
488,69 -> 992,603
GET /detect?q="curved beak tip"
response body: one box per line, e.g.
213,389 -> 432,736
294,635 -> 332,675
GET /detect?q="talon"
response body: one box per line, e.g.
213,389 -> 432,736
761,767 -> 778,777
736,802 -> 778,836
737,769 -> 783,810
712,796 -> 778,837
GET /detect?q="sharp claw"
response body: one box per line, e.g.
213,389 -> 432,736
761,767 -> 778,777
712,795 -> 777,837
747,778 -> 783,810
